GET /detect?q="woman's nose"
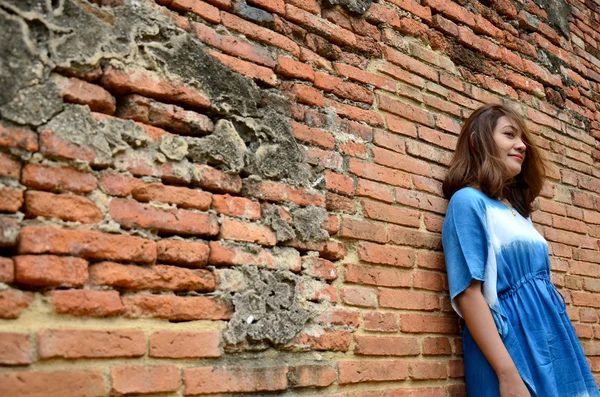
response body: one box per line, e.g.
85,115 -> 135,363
515,138 -> 526,152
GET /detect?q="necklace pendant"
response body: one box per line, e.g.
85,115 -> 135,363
511,209 -> 516,216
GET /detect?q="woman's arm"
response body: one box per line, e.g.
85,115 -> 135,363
456,280 -> 530,397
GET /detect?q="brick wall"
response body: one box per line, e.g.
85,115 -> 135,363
0,0 -> 599,395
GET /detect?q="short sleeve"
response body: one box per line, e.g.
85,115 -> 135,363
442,189 -> 489,306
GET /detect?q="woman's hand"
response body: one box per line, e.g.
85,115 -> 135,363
498,370 -> 531,397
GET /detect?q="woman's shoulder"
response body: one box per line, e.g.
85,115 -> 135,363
448,187 -> 490,211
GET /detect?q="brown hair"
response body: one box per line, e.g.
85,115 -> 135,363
442,103 -> 546,217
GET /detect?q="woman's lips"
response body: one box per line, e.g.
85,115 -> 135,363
508,154 -> 524,162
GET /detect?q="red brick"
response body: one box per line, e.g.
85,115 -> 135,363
244,180 -> 325,207
410,361 -> 448,379
358,241 -> 415,268
0,187 -> 23,213
52,74 -> 116,114
157,239 -> 209,268
39,129 -> 97,164
0,370 -> 104,397
183,366 -> 287,394
362,199 -> 420,227
0,257 -> 14,283
171,0 -> 220,22
348,158 -> 411,188
289,364 -> 336,388
289,83 -> 324,107
302,257 -> 338,280
324,171 -> 355,196
117,94 -> 214,135
400,313 -> 460,333
191,21 -> 276,67
0,333 -> 33,365
0,290 -> 34,319
0,123 -> 38,152
101,66 -> 210,109
356,178 -> 394,203
339,217 -> 387,243
0,153 -> 21,179
341,286 -> 378,307
325,98 -> 384,126
373,129 -> 407,154
193,164 -> 242,193
90,261 -> 215,291
321,240 -> 347,261
339,360 -> 408,384
423,337 -> 452,355
304,146 -> 343,170
110,198 -> 219,237
345,263 -> 412,288
364,311 -> 399,332
414,270 -> 446,291
18,226 -> 157,264
150,330 -> 221,358
49,289 -> 123,317
15,255 -> 88,288
355,335 -> 420,356
111,365 -> 180,395
323,214 -> 340,235
22,164 -> 97,193
379,94 -> 435,127
25,191 -> 102,223
388,225 -> 442,250
212,194 -> 261,219
286,4 -> 355,47
292,329 -> 351,351
210,240 -> 301,271
379,288 -> 440,311
314,72 -> 374,104
38,328 -> 145,359
220,217 -> 276,246
133,183 -> 211,210
291,121 -> 335,149
334,62 -> 396,91
318,307 -> 360,328
247,0 -> 284,14
326,192 -> 356,213
209,50 -> 278,86
222,12 -> 299,56
123,294 -> 232,320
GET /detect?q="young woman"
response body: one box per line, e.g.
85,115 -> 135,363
442,104 -> 600,396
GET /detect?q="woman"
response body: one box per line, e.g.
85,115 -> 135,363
442,104 -> 599,396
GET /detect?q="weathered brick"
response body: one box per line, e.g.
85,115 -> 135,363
364,311 -> 399,332
0,333 -> 33,365
0,216 -> 19,247
341,286 -> 378,307
25,191 -> 102,223
150,330 -> 221,358
400,313 -> 460,333
302,257 -> 338,280
19,226 -> 157,263
0,187 -> 23,213
21,164 -> 97,193
220,217 -> 276,246
15,255 -> 88,288
358,241 -> 415,268
291,121 -> 335,149
212,194 -> 261,219
0,153 -> 21,179
132,182 -> 211,210
244,180 -> 325,207
210,50 -> 279,87
49,289 -> 123,317
110,198 -> 219,237
123,294 -> 232,320
90,261 -> 215,291
339,217 -> 387,243
157,239 -> 210,268
208,241 -> 301,271
410,361 -> 448,379
423,337 -> 452,355
0,370 -> 104,397
111,365 -> 180,395
289,364 -> 336,388
0,123 -> 38,152
101,66 -> 210,109
292,329 -> 352,351
193,164 -> 242,193
318,307 -> 360,328
38,328 -> 145,359
339,360 -> 408,384
183,366 -> 288,394
354,335 -> 420,356
0,257 -> 14,283
348,158 -> 411,188
0,290 -> 34,319
362,199 -> 420,228
52,74 -> 116,114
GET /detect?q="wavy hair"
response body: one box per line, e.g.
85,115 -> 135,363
442,104 -> 546,217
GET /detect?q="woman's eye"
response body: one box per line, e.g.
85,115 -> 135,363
504,132 -> 514,137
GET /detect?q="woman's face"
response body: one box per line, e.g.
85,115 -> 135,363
492,116 -> 526,178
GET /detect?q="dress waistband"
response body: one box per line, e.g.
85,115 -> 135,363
498,272 -> 566,314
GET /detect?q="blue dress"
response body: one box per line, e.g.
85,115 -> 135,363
442,187 -> 600,397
